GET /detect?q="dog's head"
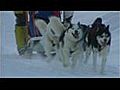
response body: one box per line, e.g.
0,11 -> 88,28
68,22 -> 83,41
96,25 -> 111,46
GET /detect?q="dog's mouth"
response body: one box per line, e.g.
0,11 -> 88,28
72,32 -> 79,39
101,41 -> 107,46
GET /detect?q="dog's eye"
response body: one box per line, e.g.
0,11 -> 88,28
106,34 -> 109,37
100,36 -> 104,38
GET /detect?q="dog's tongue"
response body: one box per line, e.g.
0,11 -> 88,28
101,41 -> 106,46
75,34 -> 79,38
75,32 -> 79,38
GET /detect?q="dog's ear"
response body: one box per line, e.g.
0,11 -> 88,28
106,25 -> 110,30
77,22 -> 81,28
88,25 -> 90,29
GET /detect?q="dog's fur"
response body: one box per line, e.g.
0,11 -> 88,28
29,16 -> 111,75
36,16 -> 66,60
84,24 -> 111,74
58,22 -> 85,68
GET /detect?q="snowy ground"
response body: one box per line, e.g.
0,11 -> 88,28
0,11 -> 120,78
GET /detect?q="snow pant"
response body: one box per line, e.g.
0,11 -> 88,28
28,11 -> 42,38
14,12 -> 29,55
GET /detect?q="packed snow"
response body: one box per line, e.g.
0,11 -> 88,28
0,11 -> 120,78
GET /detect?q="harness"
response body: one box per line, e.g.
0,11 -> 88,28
76,31 -> 86,44
59,23 -> 73,47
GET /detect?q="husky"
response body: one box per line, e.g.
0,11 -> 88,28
84,24 -> 111,74
58,22 -> 86,68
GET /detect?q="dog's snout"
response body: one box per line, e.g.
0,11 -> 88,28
75,30 -> 78,34
104,39 -> 107,42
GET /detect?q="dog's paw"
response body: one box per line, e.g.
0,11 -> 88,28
100,72 -> 105,75
83,59 -> 88,64
100,70 -> 106,75
58,57 -> 62,61
23,53 -> 32,59
71,61 -> 77,69
46,56 -> 53,63
23,49 -> 33,59
71,64 -> 76,69
63,61 -> 70,68
63,63 -> 69,67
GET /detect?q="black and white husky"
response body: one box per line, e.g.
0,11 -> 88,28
58,22 -> 85,68
84,24 -> 111,74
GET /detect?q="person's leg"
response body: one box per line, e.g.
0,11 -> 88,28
14,11 -> 29,55
15,26 -> 28,55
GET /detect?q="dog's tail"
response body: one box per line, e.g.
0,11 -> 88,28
35,19 -> 47,36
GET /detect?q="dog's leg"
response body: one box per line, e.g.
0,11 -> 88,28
100,46 -> 109,74
34,41 -> 45,54
101,57 -> 107,74
79,51 -> 84,66
62,48 -> 70,67
24,39 -> 34,59
71,49 -> 81,68
57,43 -> 64,63
93,50 -> 97,72
44,38 -> 54,62
84,46 -> 91,64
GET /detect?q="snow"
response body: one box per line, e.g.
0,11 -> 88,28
0,11 -> 120,78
